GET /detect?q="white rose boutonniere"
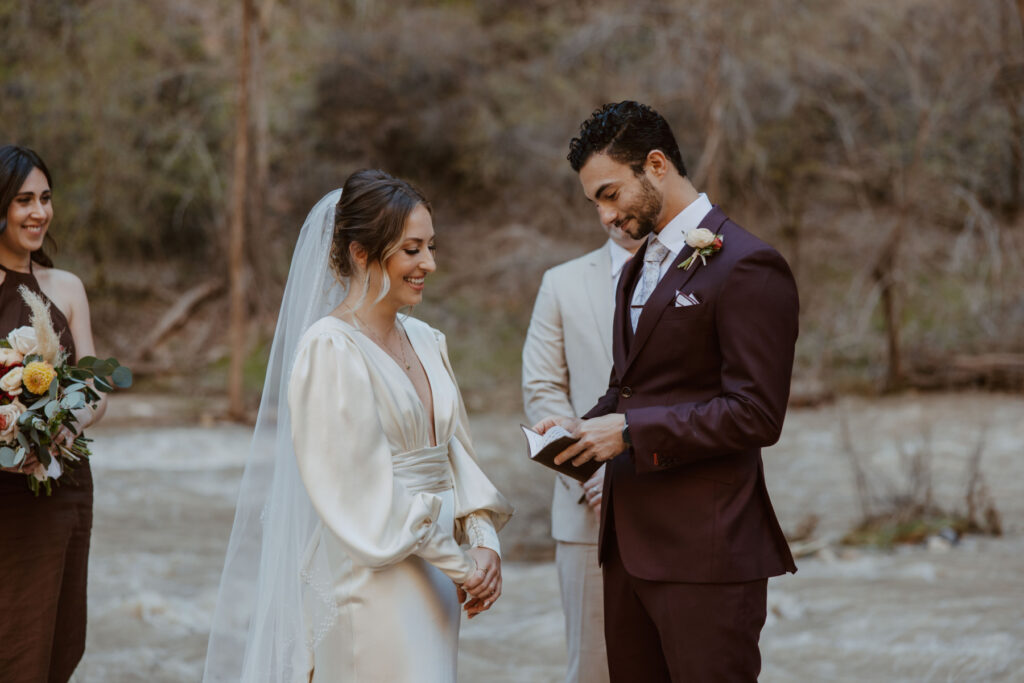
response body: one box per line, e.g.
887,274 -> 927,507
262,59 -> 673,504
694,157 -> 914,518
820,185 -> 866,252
685,228 -> 716,249
7,326 -> 39,356
0,367 -> 24,396
680,229 -> 724,270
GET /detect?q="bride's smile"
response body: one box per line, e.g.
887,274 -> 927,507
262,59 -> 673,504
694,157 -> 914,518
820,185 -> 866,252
382,203 -> 436,309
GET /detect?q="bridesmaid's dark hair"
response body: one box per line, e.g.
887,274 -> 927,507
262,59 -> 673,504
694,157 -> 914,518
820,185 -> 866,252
331,168 -> 431,285
0,145 -> 57,267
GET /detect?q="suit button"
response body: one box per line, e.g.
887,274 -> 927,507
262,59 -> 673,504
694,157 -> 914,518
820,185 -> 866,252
620,386 -> 633,398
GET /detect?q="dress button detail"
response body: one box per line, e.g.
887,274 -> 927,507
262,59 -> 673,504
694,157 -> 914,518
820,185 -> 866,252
620,386 -> 633,398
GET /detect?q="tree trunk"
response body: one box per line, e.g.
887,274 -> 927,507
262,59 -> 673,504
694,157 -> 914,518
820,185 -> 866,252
692,14 -> 725,199
872,223 -> 903,392
227,0 -> 254,421
245,2 -> 277,317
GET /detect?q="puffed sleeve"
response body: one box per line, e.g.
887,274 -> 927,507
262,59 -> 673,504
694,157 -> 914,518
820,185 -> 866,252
434,330 -> 514,555
288,329 -> 477,583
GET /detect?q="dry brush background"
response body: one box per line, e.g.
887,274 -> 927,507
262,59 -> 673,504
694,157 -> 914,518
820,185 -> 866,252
2,0 -> 1023,407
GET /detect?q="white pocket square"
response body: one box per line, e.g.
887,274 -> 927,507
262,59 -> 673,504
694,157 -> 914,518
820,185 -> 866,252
674,290 -> 700,307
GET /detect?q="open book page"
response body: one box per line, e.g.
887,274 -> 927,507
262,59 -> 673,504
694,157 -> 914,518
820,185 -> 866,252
519,424 -> 597,483
522,424 -> 574,457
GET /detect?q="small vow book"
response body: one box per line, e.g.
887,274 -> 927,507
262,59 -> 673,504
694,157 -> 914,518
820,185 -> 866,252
520,424 -> 599,483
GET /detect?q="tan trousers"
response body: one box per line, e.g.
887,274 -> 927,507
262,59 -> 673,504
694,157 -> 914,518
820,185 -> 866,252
556,541 -> 609,683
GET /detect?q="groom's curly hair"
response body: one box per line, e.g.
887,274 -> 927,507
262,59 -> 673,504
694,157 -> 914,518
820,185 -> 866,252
567,101 -> 687,177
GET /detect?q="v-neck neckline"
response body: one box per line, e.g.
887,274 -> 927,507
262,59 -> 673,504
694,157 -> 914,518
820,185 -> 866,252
329,316 -> 440,446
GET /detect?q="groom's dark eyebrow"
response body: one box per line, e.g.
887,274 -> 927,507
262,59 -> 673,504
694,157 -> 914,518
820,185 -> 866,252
594,183 -> 614,201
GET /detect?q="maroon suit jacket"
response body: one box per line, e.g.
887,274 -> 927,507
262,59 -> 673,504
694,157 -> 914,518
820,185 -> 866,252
584,206 -> 798,584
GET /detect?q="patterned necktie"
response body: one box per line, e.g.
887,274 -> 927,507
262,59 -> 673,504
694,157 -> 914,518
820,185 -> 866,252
630,237 -> 669,331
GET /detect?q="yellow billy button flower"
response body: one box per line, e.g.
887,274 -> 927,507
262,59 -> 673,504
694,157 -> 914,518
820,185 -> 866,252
22,360 -> 57,395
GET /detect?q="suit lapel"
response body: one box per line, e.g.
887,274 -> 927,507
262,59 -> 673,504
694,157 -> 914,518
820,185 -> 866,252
613,241 -> 644,379
583,246 -> 614,366
622,208 -> 729,375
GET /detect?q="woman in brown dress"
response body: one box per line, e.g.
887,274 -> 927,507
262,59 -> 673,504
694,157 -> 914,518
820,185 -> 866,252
0,145 -> 107,683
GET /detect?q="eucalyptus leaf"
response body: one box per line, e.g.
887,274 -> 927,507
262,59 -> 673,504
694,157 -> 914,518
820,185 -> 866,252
0,447 -> 15,467
28,396 -> 50,410
13,447 -> 25,466
77,356 -> 98,369
47,379 -> 58,400
62,393 -> 86,410
69,369 -> 92,381
44,401 -> 59,419
94,377 -> 114,393
16,431 -> 29,450
0,339 -> 10,349
24,353 -> 42,364
18,411 -> 35,425
37,449 -> 50,467
106,357 -> 121,368
111,366 -> 133,388
92,361 -> 115,376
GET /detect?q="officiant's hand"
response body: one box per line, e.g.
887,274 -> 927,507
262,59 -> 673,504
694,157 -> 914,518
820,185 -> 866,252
582,466 -> 604,513
550,414 -> 626,468
532,415 -> 581,436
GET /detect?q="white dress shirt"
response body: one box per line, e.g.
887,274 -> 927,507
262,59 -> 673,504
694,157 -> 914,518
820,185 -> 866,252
649,193 -> 713,282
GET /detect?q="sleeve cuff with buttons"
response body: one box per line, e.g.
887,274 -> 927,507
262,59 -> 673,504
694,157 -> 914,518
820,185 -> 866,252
464,510 -> 501,557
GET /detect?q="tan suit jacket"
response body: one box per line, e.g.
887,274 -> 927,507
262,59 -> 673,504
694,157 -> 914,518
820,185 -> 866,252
523,244 -> 615,543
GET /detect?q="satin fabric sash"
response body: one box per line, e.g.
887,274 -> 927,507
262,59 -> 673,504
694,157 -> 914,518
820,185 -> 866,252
391,444 -> 453,494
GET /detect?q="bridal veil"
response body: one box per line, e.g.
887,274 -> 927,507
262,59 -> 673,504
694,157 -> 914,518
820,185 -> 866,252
203,190 -> 345,683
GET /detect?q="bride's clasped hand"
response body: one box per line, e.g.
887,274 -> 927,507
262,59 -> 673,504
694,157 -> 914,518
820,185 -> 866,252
459,546 -> 502,618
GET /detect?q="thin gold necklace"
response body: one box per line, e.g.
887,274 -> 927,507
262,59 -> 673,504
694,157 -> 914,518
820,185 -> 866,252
355,314 -> 411,370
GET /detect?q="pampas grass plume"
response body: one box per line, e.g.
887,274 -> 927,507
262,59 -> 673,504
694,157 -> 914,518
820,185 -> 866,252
18,285 -> 63,365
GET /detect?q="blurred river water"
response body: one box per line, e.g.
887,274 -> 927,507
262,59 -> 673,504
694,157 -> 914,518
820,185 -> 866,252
70,393 -> 1024,682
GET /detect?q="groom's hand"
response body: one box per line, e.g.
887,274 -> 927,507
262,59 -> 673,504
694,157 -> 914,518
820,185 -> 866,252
552,414 -> 626,467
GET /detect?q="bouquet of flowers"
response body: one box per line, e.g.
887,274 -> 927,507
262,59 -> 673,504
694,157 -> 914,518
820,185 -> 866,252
0,286 -> 132,495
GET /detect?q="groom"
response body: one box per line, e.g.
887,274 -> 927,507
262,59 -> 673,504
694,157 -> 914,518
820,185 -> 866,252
535,101 -> 798,681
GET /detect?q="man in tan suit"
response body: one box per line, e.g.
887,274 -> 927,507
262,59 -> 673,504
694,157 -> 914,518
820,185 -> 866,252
522,224 -> 641,683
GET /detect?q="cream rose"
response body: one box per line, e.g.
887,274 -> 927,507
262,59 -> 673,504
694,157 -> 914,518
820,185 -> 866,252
685,228 -> 716,249
0,399 -> 26,441
0,348 -> 23,366
0,367 -> 24,396
7,326 -> 38,356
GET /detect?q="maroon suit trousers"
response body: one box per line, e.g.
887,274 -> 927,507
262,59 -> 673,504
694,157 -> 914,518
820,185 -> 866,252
603,522 -> 767,682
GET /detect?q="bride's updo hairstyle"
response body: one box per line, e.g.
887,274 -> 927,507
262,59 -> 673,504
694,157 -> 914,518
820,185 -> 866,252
331,169 -> 431,307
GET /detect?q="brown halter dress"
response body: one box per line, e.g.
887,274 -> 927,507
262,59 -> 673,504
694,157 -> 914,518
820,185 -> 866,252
0,263 -> 92,683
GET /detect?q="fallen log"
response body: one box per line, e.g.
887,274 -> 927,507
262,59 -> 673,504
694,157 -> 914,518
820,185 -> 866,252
137,279 -> 225,358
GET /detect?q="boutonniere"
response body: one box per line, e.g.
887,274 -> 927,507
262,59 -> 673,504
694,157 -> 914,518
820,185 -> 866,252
679,228 -> 724,270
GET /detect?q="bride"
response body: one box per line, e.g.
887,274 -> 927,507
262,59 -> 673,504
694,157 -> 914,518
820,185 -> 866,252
203,170 -> 513,683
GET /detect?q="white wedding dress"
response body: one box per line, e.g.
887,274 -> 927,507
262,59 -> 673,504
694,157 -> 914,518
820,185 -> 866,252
287,315 -> 512,683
